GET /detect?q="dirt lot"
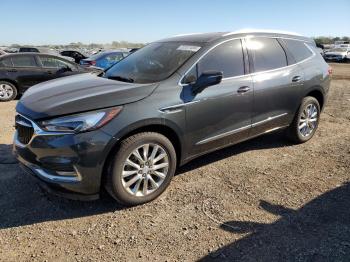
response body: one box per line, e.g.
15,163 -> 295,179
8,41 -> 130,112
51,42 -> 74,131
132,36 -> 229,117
0,64 -> 349,262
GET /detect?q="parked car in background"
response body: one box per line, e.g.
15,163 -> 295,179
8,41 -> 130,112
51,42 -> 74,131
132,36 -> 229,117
19,47 -> 76,63
0,49 -> 7,56
324,47 -> 350,62
0,53 -> 99,101
60,50 -> 87,64
80,50 -> 129,69
334,41 -> 350,48
13,31 -> 331,206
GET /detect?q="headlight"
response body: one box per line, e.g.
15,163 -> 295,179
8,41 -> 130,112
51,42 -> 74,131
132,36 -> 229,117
39,107 -> 122,133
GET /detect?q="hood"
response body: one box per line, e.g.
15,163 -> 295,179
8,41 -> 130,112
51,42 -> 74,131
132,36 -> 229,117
17,73 -> 158,120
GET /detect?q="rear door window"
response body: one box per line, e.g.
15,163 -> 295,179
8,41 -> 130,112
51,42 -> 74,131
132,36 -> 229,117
197,39 -> 245,78
247,38 -> 287,72
39,56 -> 58,68
0,57 -> 13,67
283,39 -> 313,62
11,56 -> 37,67
39,56 -> 74,69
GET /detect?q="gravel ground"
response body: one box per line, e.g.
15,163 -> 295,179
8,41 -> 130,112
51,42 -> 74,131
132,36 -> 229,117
0,64 -> 349,262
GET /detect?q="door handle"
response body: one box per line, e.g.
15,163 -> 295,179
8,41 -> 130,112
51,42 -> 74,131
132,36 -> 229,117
292,76 -> 302,82
237,86 -> 251,93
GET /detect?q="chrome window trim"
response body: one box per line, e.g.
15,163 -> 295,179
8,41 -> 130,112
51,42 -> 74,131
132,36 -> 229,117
178,36 -> 315,87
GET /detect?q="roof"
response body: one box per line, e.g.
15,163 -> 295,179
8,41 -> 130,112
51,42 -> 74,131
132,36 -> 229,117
157,29 -> 311,44
223,29 -> 302,36
0,52 -> 74,61
157,32 -> 227,43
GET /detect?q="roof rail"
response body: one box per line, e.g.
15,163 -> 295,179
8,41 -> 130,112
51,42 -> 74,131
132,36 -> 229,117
171,33 -> 204,37
223,29 -> 302,37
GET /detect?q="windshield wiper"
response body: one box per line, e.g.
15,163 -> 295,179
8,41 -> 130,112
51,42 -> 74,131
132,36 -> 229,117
108,75 -> 134,83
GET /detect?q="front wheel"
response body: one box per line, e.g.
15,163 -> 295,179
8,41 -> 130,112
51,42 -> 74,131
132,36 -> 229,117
287,96 -> 321,143
0,81 -> 17,102
105,132 -> 177,206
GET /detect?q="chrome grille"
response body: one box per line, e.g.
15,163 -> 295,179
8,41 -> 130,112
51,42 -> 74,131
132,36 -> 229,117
15,115 -> 34,145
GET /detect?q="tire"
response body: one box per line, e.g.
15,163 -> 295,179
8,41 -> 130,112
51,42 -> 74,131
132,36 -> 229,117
287,96 -> 321,144
105,132 -> 177,206
0,81 -> 17,102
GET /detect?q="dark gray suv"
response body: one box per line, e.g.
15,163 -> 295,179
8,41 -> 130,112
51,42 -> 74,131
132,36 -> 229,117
13,31 -> 331,205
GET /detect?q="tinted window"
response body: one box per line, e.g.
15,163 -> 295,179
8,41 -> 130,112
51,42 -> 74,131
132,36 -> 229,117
19,48 -> 38,52
11,56 -> 37,67
182,65 -> 198,84
40,56 -> 57,67
284,39 -> 313,62
56,59 -> 73,69
197,39 -> 244,78
40,56 -> 73,69
247,38 -> 287,72
0,58 -> 13,67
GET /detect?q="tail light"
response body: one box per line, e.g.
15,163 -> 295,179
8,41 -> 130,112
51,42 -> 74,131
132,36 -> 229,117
89,61 -> 96,66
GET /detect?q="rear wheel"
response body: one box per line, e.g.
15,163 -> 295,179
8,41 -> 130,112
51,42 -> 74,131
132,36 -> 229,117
287,96 -> 320,143
0,81 -> 17,102
105,132 -> 177,206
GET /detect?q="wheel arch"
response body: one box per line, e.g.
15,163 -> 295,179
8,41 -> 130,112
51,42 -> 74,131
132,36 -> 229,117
0,78 -> 19,90
100,120 -> 184,187
305,88 -> 325,111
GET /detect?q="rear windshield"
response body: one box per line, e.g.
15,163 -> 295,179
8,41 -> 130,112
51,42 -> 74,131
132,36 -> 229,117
87,52 -> 109,61
104,42 -> 202,83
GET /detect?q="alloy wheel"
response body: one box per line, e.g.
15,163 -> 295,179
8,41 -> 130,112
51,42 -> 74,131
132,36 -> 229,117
298,103 -> 318,137
0,84 -> 14,100
121,143 -> 169,197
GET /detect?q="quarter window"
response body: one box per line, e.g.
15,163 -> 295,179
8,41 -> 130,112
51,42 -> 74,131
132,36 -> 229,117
11,56 -> 37,67
247,38 -> 287,72
283,39 -> 313,62
197,39 -> 245,78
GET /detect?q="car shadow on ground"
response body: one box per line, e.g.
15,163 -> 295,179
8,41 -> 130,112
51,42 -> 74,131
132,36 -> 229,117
200,182 -> 350,262
0,131 -> 291,230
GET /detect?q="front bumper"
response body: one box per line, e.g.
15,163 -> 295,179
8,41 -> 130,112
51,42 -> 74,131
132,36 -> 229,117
13,114 -> 114,200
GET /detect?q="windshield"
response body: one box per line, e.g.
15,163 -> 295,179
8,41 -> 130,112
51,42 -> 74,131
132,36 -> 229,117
104,42 -> 202,83
331,48 -> 347,52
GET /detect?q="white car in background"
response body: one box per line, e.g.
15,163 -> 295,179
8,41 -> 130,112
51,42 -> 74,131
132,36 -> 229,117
324,47 -> 350,62
0,49 -> 7,56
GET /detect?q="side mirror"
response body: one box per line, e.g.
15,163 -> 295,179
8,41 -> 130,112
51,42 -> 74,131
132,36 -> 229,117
192,71 -> 223,94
